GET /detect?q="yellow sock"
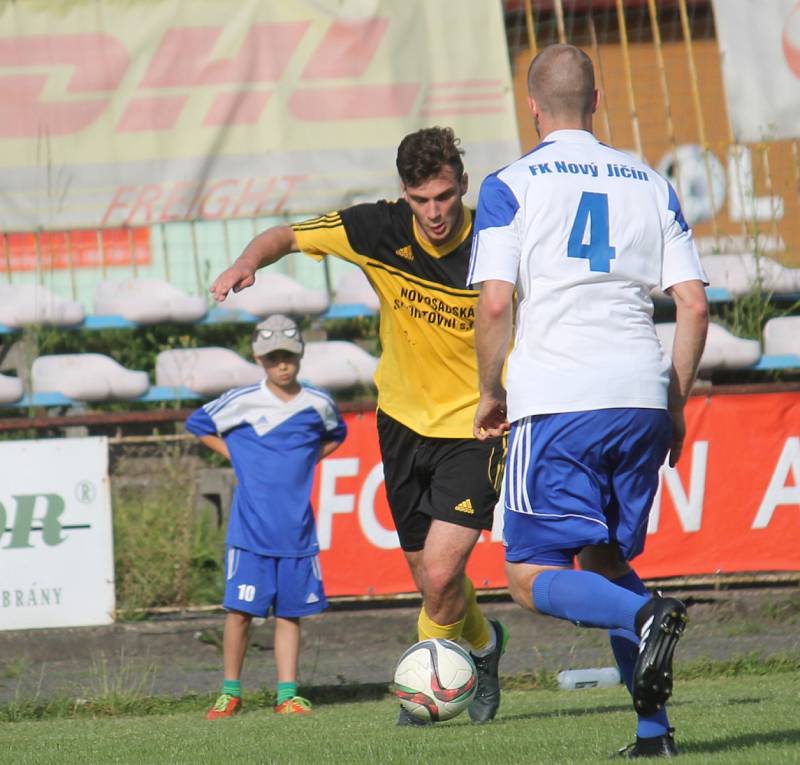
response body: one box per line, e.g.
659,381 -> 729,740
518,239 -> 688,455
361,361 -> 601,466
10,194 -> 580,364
461,576 -> 492,652
417,607 -> 465,642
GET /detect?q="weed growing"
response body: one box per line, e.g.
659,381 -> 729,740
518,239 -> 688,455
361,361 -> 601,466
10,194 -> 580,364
111,442 -> 225,614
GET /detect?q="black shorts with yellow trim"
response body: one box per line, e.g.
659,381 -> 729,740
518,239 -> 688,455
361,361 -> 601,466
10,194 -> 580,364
376,409 -> 504,552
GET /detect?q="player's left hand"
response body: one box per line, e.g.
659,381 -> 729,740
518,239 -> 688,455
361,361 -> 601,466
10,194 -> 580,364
473,391 -> 510,440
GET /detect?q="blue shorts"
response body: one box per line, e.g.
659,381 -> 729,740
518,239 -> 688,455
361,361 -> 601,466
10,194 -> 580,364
503,408 -> 671,567
223,547 -> 328,618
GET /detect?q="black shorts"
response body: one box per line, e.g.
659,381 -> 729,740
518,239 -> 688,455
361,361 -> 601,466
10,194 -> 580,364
376,409 -> 504,552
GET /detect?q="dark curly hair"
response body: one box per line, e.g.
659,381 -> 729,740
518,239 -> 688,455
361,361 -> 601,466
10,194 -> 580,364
396,126 -> 465,187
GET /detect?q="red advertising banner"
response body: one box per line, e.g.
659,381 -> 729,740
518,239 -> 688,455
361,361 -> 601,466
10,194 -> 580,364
637,391 -> 800,578
313,392 -> 800,596
1,228 -> 150,272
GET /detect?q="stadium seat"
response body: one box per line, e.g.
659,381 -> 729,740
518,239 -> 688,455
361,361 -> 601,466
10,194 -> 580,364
0,372 -> 24,404
300,341 -> 378,389
0,284 -> 84,329
655,321 -> 761,371
763,316 -> 800,355
156,342 -> 378,397
94,279 -> 208,324
220,272 -> 329,317
755,316 -> 800,369
31,354 -> 150,401
155,347 -> 263,397
699,254 -> 800,297
333,269 -> 380,313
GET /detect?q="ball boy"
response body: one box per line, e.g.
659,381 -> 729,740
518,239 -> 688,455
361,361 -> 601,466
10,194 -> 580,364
186,314 -> 347,718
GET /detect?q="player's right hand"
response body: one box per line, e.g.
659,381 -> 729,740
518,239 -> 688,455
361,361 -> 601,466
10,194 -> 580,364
473,392 -> 510,440
668,408 -> 686,467
209,262 -> 256,302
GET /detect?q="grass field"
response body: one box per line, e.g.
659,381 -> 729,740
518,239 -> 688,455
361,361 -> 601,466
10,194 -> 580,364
4,670 -> 799,764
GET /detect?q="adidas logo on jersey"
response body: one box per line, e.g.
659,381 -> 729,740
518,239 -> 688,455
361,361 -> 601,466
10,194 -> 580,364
305,592 -> 320,604
253,415 -> 271,436
454,498 -> 474,514
395,245 -> 414,261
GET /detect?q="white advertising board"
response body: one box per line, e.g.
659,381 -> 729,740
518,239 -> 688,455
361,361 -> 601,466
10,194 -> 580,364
0,437 -> 115,630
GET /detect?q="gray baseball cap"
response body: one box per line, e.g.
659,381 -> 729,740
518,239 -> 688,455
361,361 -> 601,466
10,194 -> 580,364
251,314 -> 304,357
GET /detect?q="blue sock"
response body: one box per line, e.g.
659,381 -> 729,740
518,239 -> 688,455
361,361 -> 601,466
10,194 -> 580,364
610,571 -> 670,739
532,570 -> 650,632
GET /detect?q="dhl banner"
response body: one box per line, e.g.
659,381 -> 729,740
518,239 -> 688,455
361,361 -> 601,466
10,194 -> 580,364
313,392 -> 800,596
0,0 -> 519,231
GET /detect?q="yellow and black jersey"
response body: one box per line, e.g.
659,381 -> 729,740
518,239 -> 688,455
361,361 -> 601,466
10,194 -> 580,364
293,199 -> 479,439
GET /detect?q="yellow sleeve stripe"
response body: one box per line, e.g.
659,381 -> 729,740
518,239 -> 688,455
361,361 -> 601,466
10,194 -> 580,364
293,218 -> 364,264
293,213 -> 342,231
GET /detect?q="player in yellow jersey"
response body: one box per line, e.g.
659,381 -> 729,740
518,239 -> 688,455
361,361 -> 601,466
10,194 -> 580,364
210,127 -> 508,725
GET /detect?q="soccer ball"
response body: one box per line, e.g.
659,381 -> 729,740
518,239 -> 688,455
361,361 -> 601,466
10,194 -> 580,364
393,639 -> 477,722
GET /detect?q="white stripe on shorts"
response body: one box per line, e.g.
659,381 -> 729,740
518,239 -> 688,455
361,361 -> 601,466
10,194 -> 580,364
506,417 -> 533,515
506,416 -> 606,526
520,418 -> 534,514
226,548 -> 240,581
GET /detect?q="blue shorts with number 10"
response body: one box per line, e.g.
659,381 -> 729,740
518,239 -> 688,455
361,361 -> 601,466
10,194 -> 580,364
503,408 -> 672,567
223,547 -> 328,618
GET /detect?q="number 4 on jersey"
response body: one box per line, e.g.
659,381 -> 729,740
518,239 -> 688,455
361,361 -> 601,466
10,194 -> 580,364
567,192 -> 616,272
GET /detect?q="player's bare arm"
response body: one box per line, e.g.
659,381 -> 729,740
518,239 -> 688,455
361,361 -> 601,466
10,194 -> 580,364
198,434 -> 231,461
665,278 -> 709,466
209,225 -> 299,302
319,440 -> 343,461
474,279 -> 514,440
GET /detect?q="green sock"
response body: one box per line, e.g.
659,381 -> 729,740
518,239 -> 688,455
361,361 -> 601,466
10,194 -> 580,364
276,681 -> 297,704
222,679 -> 241,698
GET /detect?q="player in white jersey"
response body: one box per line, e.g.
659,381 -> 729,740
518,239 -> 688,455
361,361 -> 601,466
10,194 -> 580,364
469,44 -> 709,758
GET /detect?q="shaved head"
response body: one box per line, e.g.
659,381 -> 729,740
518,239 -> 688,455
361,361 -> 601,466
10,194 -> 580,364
527,44 -> 595,121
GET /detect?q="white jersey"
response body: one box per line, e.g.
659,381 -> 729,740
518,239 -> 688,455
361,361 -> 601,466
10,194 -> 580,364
468,129 -> 707,422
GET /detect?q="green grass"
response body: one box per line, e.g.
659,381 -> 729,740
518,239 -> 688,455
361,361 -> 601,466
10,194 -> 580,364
4,672 -> 800,764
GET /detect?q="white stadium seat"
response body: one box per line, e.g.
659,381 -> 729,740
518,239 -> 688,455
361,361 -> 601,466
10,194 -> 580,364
32,354 -> 149,401
300,341 -> 378,389
0,284 -> 84,328
333,269 -> 380,312
763,316 -> 800,355
156,347 -> 262,397
156,342 -> 378,397
699,254 -> 800,297
655,321 -> 760,371
0,372 -> 23,404
94,279 -> 208,324
220,272 -> 329,317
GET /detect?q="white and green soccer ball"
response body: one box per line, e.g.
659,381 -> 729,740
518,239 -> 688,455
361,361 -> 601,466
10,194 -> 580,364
393,639 -> 477,722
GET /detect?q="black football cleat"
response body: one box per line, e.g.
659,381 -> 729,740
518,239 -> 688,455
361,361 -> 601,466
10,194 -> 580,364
618,728 -> 678,758
468,618 -> 509,723
633,597 -> 688,717
396,706 -> 432,727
